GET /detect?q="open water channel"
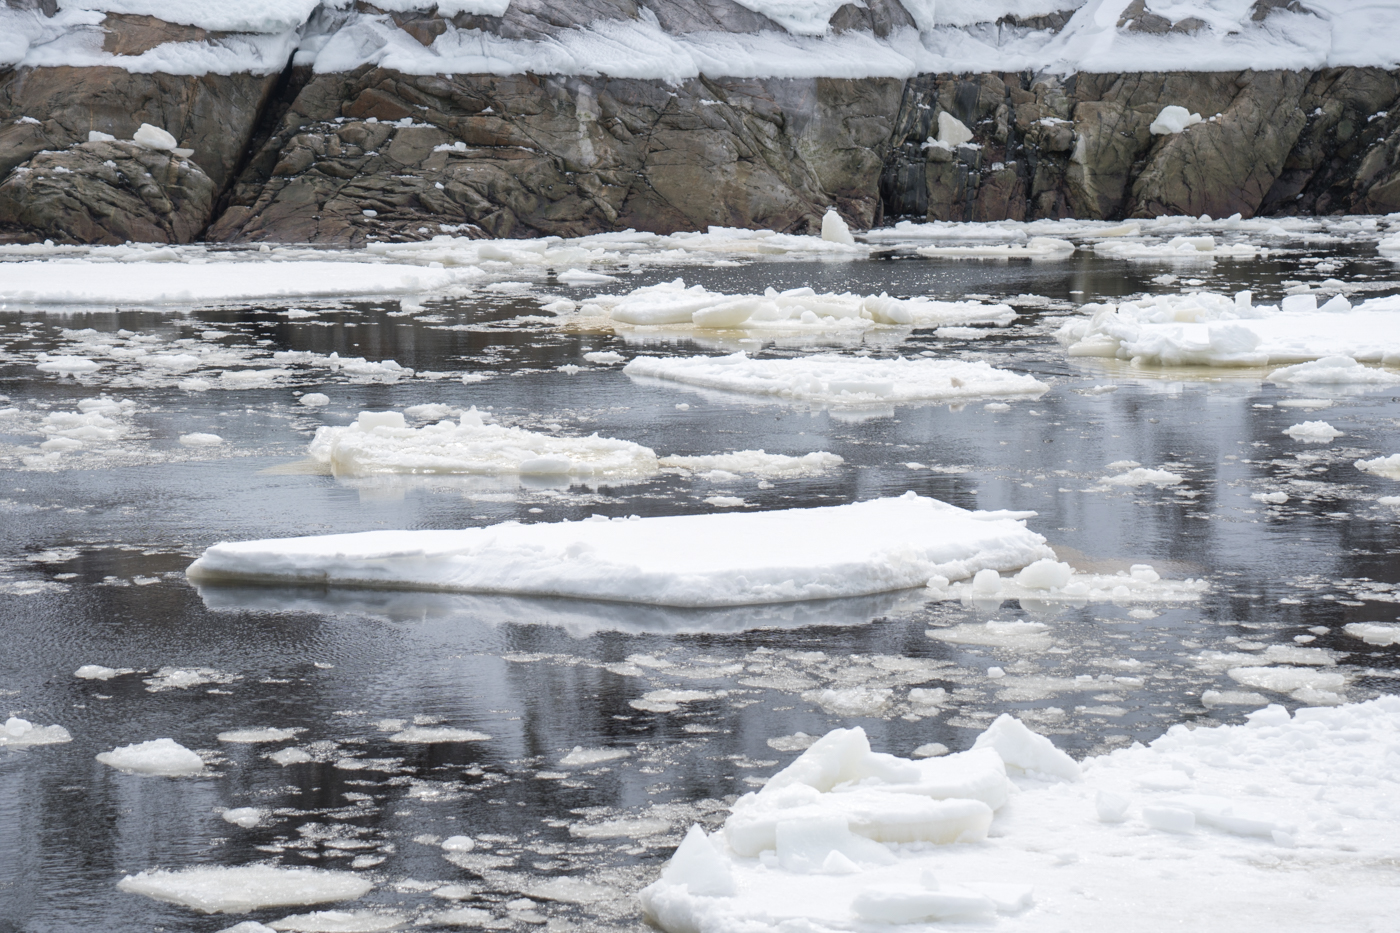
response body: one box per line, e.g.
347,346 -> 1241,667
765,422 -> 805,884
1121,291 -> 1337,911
1,229 -> 1399,931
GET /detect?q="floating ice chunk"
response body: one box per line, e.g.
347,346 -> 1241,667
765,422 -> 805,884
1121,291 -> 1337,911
1101,467 -> 1184,486
972,714 -> 1080,781
1150,105 -> 1203,135
75,664 -> 128,680
117,862 -> 375,913
1,717 -> 71,747
803,687 -> 893,717
222,808 -> 266,828
1269,356 -> 1400,385
1284,421 -> 1342,442
441,835 -> 475,852
186,493 -> 1053,608
916,237 -> 1075,259
36,355 -> 101,373
1252,491 -> 1289,504
144,667 -> 237,691
267,909 -> 406,931
1201,689 -> 1270,708
1356,453 -> 1400,479
269,747 -> 313,766
133,123 -> 177,151
821,209 -> 855,246
557,269 -> 617,286
560,746 -> 631,767
703,495 -> 746,508
1343,622 -> 1400,646
386,727 -> 489,744
97,738 -> 204,776
1227,666 -> 1347,695
1014,558 -> 1074,589
937,111 -> 974,147
180,432 -> 225,447
308,408 -> 658,480
660,450 -> 842,476
218,727 -> 303,743
582,350 -> 625,364
631,689 -> 715,713
300,393 -> 330,407
928,620 -> 1051,649
912,743 -> 948,758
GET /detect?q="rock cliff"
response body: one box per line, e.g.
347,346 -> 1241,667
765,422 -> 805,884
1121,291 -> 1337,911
1,1 -> 1399,244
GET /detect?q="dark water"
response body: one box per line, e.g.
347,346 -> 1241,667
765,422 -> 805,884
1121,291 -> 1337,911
1,244 -> 1399,932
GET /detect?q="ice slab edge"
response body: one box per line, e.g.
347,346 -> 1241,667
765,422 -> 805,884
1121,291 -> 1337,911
185,493 -> 1052,608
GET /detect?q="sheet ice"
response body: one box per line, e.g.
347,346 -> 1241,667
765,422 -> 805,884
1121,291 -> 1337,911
117,865 -> 373,913
624,353 -> 1046,408
185,492 -> 1053,608
1057,291 -> 1400,368
571,279 -> 1017,335
0,258 -> 481,306
642,697 -> 1400,933
309,408 -> 658,480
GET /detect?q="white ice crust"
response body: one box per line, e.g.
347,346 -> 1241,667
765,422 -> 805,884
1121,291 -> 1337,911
569,279 -> 1017,336
186,492 -> 1054,608
1,716 -> 72,747
1056,290 -> 1400,369
624,353 -> 1047,408
96,737 -> 205,775
641,697 -> 1400,933
117,865 -> 373,914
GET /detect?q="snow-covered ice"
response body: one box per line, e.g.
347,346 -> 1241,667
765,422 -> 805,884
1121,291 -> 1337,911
217,727 -> 304,744
915,238 -> 1075,260
560,746 -> 632,767
117,865 -> 373,914
659,450 -> 843,477
641,697 -> 1400,933
1356,454 -> 1400,479
308,408 -> 658,480
186,493 -> 1053,608
1283,421 -> 1342,443
931,560 -> 1207,605
1057,291 -> 1400,369
569,279 -> 1016,335
0,716 -> 72,748
624,353 -> 1047,408
96,738 -> 205,776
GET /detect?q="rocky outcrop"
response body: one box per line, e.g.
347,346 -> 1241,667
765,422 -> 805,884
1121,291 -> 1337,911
0,139 -> 214,244
1,61 -> 1399,244
208,69 -> 900,245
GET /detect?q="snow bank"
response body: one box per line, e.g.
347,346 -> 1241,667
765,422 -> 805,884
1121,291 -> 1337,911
0,259 -> 482,307
0,716 -> 72,748
186,492 -> 1053,608
117,865 -> 372,914
308,408 -> 658,480
97,738 -> 205,776
572,280 -> 1016,335
1056,291 -> 1400,368
641,697 -> 1400,933
624,353 -> 1046,408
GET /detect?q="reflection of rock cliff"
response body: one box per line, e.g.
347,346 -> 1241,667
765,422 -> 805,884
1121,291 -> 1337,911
1,1 -> 1399,244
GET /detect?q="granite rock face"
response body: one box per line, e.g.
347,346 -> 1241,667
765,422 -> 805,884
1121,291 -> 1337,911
208,68 -> 901,245
0,139 -> 215,244
1,59 -> 1399,244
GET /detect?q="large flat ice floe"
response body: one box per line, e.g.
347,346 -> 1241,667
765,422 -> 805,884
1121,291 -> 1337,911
117,865 -> 372,914
561,279 -> 1016,335
641,696 -> 1400,933
1057,291 -> 1400,370
186,493 -> 1053,608
0,258 -> 483,307
624,353 -> 1047,408
309,408 -> 659,480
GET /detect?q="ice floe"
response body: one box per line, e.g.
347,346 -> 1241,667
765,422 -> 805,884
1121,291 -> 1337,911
217,727 -> 304,744
186,493 -> 1053,608
641,697 -> 1400,933
96,737 -> 205,776
0,716 -> 72,748
931,559 -> 1207,606
1356,454 -> 1400,479
1057,290 -> 1400,369
117,865 -> 372,914
624,353 -> 1047,408
659,450 -> 843,477
308,408 -> 658,480
564,279 -> 1016,336
1344,622 -> 1400,646
1283,421 -> 1342,443
915,238 -> 1076,260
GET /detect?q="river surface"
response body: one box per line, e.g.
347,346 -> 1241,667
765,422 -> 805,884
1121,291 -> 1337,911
2,234 -> 1399,932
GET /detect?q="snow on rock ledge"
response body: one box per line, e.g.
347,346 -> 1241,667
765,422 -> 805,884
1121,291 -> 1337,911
641,696 -> 1400,933
185,493 -> 1054,608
